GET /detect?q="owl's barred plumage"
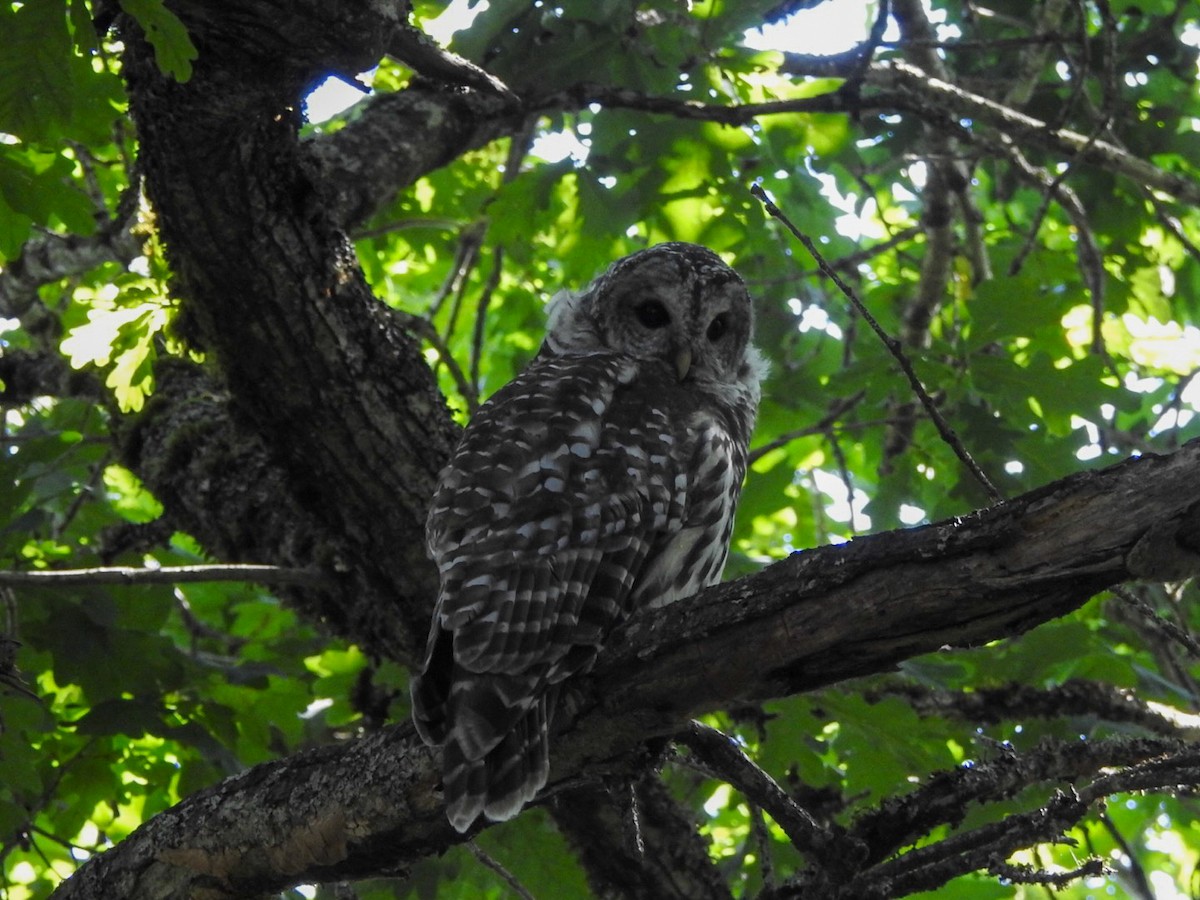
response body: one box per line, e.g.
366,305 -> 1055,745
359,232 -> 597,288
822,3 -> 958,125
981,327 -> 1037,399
412,242 -> 765,832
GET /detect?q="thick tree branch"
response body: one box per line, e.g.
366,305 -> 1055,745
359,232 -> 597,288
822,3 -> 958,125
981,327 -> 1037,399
561,441 -> 1200,772
303,86 -> 524,228
117,360 -> 419,659
303,62 -> 1200,228
52,440 -> 1200,898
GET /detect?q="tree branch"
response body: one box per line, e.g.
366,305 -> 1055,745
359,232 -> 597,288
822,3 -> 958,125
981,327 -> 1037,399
52,440 -> 1200,898
0,564 -> 326,589
849,736 -> 1184,870
844,742 -> 1199,898
678,721 -> 838,863
65,5 -> 1200,898
868,678 -> 1200,739
0,204 -> 143,319
871,59 -> 1200,206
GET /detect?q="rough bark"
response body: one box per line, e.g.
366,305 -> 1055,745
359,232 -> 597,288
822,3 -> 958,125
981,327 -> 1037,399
303,86 -> 523,229
51,439 -> 1200,898
119,3 -> 467,661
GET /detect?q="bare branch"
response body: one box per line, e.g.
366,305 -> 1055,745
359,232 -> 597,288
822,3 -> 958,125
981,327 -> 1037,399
0,564 -> 329,589
848,741 -> 1198,897
869,679 -> 1200,738
467,842 -> 536,900
1111,585 -> 1200,660
1096,811 -> 1155,900
747,392 -> 866,465
678,721 -> 837,861
994,134 -> 1105,307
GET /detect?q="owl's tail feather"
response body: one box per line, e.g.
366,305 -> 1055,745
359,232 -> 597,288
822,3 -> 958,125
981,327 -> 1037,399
411,625 -> 453,746
443,693 -> 552,833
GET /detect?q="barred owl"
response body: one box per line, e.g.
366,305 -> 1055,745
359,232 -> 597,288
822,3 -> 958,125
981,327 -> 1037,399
412,242 -> 765,832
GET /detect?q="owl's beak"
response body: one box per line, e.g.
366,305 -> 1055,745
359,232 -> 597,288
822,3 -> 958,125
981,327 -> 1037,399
673,347 -> 693,380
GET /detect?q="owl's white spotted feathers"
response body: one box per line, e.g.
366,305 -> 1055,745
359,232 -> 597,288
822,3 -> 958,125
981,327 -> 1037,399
412,242 -> 765,831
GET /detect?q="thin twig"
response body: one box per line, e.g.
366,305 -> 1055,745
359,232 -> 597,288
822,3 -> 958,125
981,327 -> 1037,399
827,429 -> 860,535
467,121 -> 529,395
748,414 -> 919,465
1161,368 -> 1200,450
871,60 -> 1200,207
998,134 -> 1103,298
748,803 -> 775,889
441,241 -> 481,352
53,451 -> 111,542
880,34 -> 1080,50
752,183 -> 1002,502
395,309 -> 479,414
1111,586 -> 1200,660
467,841 -> 537,900
678,721 -> 835,859
748,224 -> 921,286
530,74 -> 1200,207
352,216 -> 463,241
812,224 -> 922,277
1096,811 -> 1154,900
0,564 -> 328,589
747,391 -> 865,465
429,223 -> 484,322
470,246 -> 504,392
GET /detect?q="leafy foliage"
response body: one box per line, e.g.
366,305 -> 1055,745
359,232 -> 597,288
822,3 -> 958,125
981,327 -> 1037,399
3,0 -> 1200,897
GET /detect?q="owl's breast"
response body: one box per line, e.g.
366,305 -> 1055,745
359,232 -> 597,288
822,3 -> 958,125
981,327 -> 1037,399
632,411 -> 746,610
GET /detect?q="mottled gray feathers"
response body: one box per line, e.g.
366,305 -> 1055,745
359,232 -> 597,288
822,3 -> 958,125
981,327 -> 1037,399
411,242 -> 763,832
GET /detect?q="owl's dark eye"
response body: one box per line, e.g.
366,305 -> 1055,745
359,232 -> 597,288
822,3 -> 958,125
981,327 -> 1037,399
635,299 -> 671,329
707,314 -> 729,342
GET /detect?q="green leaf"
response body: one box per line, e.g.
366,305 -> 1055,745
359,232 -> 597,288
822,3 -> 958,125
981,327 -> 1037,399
0,2 -> 123,145
74,697 -> 165,737
118,0 -> 199,82
0,185 -> 33,259
103,465 -> 165,524
0,148 -> 97,260
0,2 -> 78,141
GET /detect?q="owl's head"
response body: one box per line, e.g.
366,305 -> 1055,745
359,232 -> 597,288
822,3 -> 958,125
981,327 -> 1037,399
545,242 -> 763,389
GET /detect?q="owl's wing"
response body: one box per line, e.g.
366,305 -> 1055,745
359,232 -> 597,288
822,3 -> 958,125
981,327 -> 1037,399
412,352 -> 698,828
427,351 -> 693,672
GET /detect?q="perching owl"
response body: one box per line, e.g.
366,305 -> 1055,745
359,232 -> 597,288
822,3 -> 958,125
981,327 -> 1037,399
411,242 -> 765,832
